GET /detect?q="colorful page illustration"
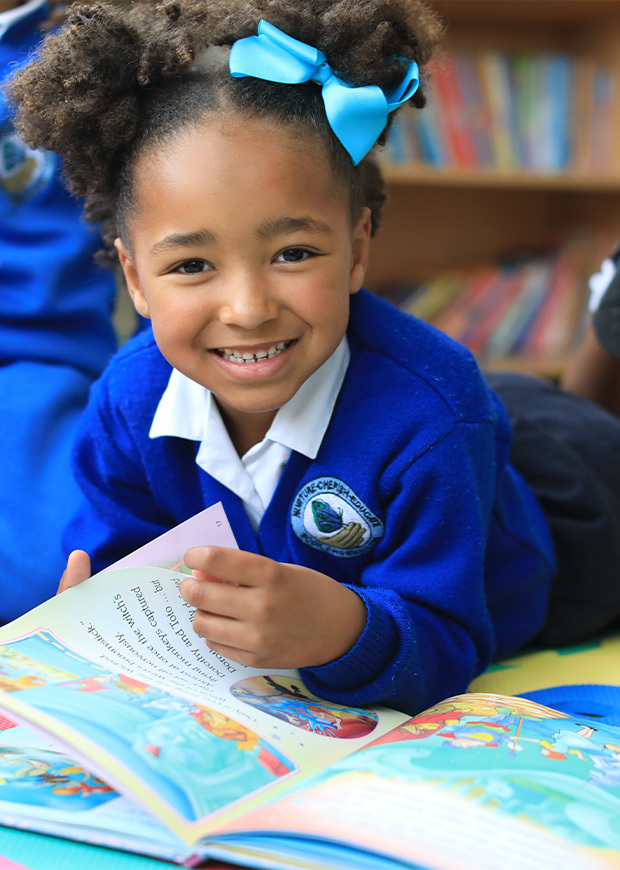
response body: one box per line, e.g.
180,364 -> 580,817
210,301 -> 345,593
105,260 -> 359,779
213,694 -> 620,870
0,567 -> 406,853
0,721 -> 117,812
0,719 -> 186,861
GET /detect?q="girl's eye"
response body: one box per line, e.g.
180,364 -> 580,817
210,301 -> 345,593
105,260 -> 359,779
275,248 -> 313,264
174,259 -> 213,275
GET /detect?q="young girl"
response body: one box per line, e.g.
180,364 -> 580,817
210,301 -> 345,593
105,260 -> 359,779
9,0 -> 603,717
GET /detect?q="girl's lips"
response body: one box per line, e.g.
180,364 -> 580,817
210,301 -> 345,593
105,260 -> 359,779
209,339 -> 296,378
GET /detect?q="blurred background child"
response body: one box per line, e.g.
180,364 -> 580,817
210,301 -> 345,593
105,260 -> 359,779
0,0 -> 117,620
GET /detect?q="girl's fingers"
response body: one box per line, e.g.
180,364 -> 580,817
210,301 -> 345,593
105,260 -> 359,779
200,641 -> 253,668
192,610 -> 252,652
57,550 -> 91,595
180,573 -> 246,619
184,546 -> 270,587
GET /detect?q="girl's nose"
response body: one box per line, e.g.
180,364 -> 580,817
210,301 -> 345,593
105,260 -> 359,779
218,275 -> 279,329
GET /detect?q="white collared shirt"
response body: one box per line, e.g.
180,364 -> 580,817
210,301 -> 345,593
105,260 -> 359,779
150,338 -> 350,530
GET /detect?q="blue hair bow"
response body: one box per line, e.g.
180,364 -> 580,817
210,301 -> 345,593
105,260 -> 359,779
229,20 -> 420,165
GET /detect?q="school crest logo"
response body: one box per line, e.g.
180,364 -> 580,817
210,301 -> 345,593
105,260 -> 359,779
0,130 -> 55,203
291,477 -> 384,558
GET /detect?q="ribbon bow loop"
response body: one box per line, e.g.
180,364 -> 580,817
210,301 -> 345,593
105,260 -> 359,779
230,20 -> 326,84
229,20 -> 420,165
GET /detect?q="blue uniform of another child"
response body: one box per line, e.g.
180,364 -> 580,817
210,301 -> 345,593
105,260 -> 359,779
64,289 -> 556,715
0,0 -> 117,621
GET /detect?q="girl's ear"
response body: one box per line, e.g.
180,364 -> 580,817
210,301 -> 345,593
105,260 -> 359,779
114,238 -> 151,319
349,207 -> 372,296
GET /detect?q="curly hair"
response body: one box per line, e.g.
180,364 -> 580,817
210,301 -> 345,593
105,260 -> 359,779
8,0 -> 443,265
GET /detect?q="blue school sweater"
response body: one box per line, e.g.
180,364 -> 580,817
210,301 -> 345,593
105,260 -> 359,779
0,0 -> 116,373
0,0 -> 117,621
65,289 -> 556,715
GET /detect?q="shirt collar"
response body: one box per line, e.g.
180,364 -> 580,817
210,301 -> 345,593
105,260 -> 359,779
0,0 -> 47,40
150,336 -> 350,460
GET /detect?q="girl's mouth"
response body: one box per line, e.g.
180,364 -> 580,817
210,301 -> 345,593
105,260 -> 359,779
215,340 -> 292,364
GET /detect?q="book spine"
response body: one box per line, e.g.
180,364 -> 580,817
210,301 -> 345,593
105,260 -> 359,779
404,273 -> 464,322
477,52 -> 516,169
409,81 -> 447,166
430,267 -> 498,339
462,265 -> 529,357
527,248 -> 589,358
431,56 -> 478,168
548,54 -> 573,170
524,253 -> 570,357
591,67 -> 616,171
510,53 -> 537,169
570,56 -> 596,172
492,260 -> 555,358
385,116 -> 412,164
454,52 -> 495,168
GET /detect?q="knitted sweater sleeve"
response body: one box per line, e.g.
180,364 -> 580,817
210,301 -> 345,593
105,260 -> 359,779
62,372 -> 176,571
300,418 -> 552,716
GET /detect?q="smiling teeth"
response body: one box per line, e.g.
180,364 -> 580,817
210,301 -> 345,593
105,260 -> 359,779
220,341 -> 290,364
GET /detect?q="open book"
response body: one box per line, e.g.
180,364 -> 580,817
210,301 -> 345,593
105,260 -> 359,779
0,504 -> 619,870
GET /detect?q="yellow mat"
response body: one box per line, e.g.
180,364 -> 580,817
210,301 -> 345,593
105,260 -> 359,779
470,630 -> 620,696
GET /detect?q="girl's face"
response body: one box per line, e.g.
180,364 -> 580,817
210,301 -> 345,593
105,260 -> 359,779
116,115 -> 371,452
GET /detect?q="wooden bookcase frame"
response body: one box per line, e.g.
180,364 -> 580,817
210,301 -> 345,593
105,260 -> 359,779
366,1 -> 620,373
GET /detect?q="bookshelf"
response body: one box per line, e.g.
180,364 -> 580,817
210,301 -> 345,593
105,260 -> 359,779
366,0 -> 620,377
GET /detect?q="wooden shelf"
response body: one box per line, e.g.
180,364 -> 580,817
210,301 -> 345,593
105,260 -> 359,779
480,355 -> 571,381
381,164 -> 620,193
429,1 -> 620,28
367,0 -> 620,377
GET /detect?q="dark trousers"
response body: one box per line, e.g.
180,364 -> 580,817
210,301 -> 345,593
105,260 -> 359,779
485,372 -> 620,646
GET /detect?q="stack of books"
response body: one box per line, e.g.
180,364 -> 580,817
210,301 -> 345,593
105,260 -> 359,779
378,244 -> 595,367
385,52 -> 615,173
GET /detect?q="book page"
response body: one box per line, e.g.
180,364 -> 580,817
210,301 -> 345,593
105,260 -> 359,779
0,720 -> 189,861
213,694 -> 620,870
104,502 -> 238,573
0,565 -> 407,850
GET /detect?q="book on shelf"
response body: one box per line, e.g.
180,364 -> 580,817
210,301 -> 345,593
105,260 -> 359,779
571,56 -> 595,173
523,250 -> 589,360
592,67 -> 616,172
377,243 -> 592,366
482,259 -> 555,360
457,262 -> 534,359
386,49 -> 616,174
454,52 -> 495,168
429,265 -> 497,340
1,504 -> 620,869
429,56 -> 478,168
388,100 -> 445,168
511,52 -> 539,169
399,271 -> 464,323
545,54 -> 573,172
477,51 -> 517,171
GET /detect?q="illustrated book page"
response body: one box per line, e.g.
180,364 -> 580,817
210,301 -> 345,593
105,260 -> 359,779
0,505 -> 407,863
210,692 -> 620,870
3,505 -> 618,870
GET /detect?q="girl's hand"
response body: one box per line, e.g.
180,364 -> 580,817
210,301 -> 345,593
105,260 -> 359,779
180,547 -> 367,670
57,550 -> 91,594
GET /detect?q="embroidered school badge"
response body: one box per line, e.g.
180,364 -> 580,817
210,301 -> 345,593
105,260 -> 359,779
0,130 -> 55,203
291,477 -> 384,558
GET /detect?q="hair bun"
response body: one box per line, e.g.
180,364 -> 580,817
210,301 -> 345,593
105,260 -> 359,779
309,0 -> 442,106
8,0 -> 442,264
